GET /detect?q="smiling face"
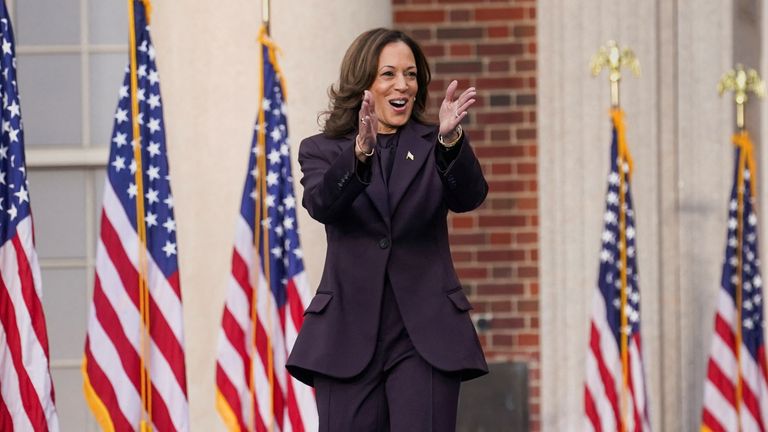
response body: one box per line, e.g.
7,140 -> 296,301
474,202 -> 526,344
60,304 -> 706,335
368,41 -> 418,134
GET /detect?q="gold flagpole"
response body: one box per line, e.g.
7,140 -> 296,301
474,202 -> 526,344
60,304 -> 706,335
263,0 -> 270,35
250,2 -> 274,431
126,1 -> 153,431
259,4 -> 275,432
717,65 -> 764,432
590,40 -> 640,432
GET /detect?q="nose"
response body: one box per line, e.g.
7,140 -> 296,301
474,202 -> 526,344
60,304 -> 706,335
394,72 -> 408,91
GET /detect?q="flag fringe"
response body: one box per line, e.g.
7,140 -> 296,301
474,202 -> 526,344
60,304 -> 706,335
82,357 -> 116,432
216,390 -> 243,432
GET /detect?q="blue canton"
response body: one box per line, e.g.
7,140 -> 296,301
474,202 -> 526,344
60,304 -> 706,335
0,6 -> 29,245
107,2 -> 178,277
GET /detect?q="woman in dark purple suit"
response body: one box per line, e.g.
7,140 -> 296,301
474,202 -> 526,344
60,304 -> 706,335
286,28 -> 488,432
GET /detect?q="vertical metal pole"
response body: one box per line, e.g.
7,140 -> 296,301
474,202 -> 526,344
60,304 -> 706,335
262,0 -> 270,35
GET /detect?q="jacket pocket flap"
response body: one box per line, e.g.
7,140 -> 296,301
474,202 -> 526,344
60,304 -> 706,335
447,290 -> 473,311
304,293 -> 333,315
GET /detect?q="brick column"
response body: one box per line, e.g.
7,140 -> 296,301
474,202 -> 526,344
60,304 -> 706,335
393,1 -> 540,429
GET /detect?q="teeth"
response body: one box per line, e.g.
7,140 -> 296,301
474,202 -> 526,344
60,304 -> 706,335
390,100 -> 406,107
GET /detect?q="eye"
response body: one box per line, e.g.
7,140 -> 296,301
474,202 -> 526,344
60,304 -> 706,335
381,70 -> 394,77
407,71 -> 418,78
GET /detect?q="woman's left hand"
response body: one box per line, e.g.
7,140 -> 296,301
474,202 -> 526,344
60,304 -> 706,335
438,80 -> 476,137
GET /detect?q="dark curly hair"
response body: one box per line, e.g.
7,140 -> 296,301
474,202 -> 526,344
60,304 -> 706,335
321,28 -> 432,138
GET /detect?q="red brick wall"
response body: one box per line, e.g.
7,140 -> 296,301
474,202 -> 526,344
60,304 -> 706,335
393,0 -> 540,429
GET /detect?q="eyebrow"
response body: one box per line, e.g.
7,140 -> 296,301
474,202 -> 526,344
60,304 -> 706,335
378,65 -> 417,71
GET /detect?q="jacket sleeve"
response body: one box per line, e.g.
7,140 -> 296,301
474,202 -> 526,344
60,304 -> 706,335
298,135 -> 372,224
435,134 -> 488,213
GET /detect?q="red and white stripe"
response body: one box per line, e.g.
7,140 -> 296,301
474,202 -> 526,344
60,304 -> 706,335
0,216 -> 59,431
584,291 -> 651,432
215,216 -> 317,432
701,290 -> 768,432
83,181 -> 189,431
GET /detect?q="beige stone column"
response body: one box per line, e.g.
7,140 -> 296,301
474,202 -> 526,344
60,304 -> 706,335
150,1 -> 390,429
539,1 -> 735,431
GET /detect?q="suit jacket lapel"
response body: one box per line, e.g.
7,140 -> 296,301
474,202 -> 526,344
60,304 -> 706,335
388,121 -> 432,215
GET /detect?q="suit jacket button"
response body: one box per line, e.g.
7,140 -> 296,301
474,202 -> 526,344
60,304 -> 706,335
378,238 -> 390,249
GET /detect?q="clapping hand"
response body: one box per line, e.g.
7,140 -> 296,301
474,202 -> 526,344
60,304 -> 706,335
438,80 -> 476,139
356,90 -> 378,161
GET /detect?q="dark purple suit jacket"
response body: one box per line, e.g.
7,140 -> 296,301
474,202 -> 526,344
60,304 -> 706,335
286,120 -> 489,386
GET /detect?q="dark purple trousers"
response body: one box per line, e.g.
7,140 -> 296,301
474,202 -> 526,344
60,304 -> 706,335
313,281 -> 462,432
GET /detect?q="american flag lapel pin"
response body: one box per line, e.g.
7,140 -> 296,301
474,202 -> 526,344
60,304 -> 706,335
406,151 -> 414,160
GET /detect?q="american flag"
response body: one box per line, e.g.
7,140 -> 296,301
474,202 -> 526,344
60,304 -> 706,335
215,28 -> 317,432
584,110 -> 651,432
82,2 -> 189,430
0,2 -> 60,430
701,132 -> 768,432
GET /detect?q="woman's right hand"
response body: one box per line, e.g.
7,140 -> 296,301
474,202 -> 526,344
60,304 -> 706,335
355,90 -> 378,161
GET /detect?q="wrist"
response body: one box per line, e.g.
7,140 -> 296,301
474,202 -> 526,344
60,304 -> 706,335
355,135 -> 374,161
438,124 -> 463,148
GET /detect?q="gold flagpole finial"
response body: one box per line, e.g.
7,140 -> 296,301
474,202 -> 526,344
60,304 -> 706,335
718,64 -> 764,131
590,40 -> 640,108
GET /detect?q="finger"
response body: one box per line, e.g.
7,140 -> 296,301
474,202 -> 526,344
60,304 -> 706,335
457,86 -> 476,97
455,87 -> 477,106
360,91 -> 372,115
366,91 -> 376,112
367,99 -> 378,125
460,86 -> 476,97
455,98 -> 476,115
360,92 -> 374,127
444,80 -> 458,102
